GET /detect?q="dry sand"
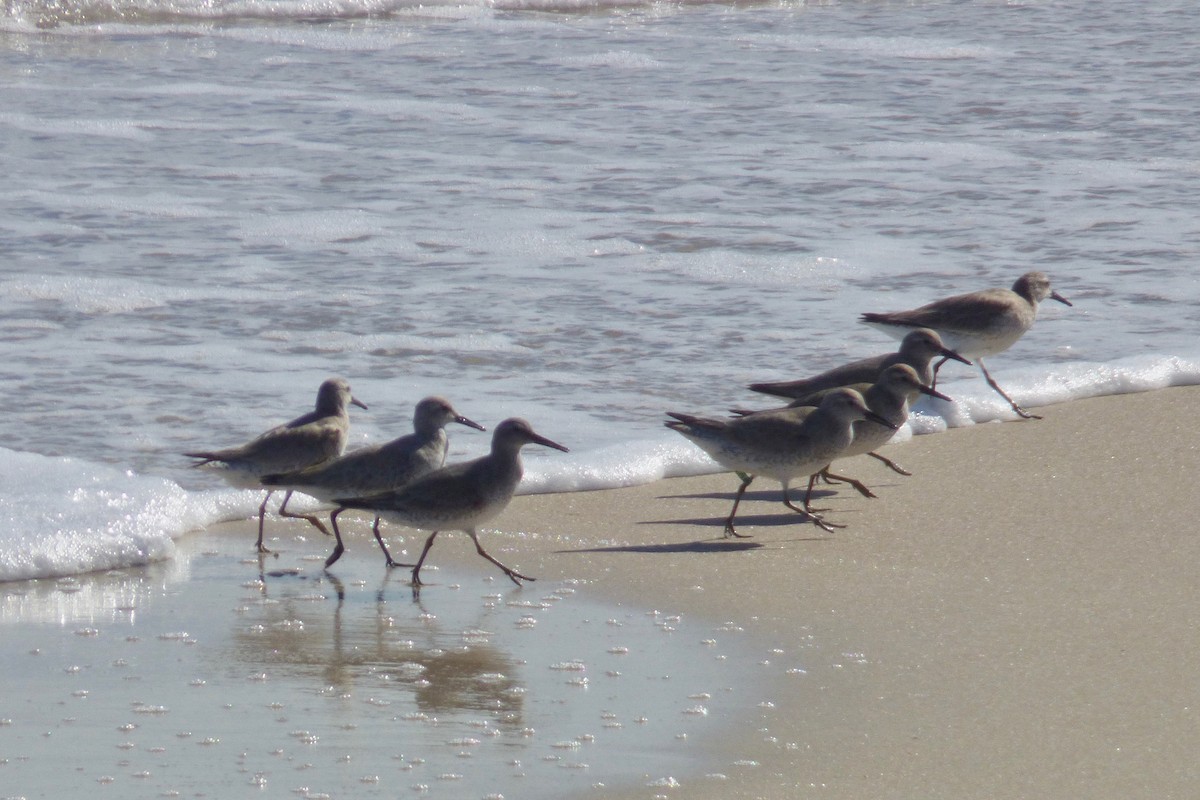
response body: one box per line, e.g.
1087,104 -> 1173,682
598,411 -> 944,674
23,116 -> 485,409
3,387 -> 1198,799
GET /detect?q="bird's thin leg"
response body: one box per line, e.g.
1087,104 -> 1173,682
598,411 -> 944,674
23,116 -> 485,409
256,490 -> 275,553
723,472 -> 755,538
978,358 -> 1041,420
819,467 -> 877,499
802,470 -> 833,512
373,515 -> 414,569
930,355 -> 949,390
468,529 -> 535,586
324,508 -> 348,569
410,531 -> 439,586
867,451 -> 912,476
786,478 -> 844,532
277,490 -> 332,536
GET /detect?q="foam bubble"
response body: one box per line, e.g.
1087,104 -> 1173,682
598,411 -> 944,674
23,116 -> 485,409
0,448 -> 250,583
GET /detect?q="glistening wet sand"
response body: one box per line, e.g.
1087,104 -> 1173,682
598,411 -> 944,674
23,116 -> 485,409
0,528 -> 778,799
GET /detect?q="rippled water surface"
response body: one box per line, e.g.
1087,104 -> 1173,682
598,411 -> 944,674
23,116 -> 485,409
4,0 -> 1198,485
1,532 -> 782,798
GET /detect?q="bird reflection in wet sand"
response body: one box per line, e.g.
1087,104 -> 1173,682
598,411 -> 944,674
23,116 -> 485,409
232,569 -> 525,722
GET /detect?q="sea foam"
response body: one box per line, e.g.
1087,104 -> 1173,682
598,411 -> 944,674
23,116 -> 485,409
0,448 -> 249,583
2,355 -> 1196,583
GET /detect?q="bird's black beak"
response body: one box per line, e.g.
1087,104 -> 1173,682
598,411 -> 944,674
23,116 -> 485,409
865,410 -> 899,431
919,384 -> 953,403
532,433 -> 569,453
941,347 -> 973,366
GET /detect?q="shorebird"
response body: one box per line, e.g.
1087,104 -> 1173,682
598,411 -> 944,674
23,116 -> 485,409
859,271 -> 1071,419
735,364 -> 951,503
748,328 -> 970,400
184,377 -> 368,553
666,388 -> 896,536
261,396 -> 486,569
333,418 -> 568,586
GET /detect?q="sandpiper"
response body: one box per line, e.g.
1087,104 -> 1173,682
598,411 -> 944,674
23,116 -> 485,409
333,418 -> 568,587
736,364 -> 951,504
261,396 -> 486,569
748,328 -> 969,400
860,271 -> 1071,419
184,377 -> 367,553
666,388 -> 896,536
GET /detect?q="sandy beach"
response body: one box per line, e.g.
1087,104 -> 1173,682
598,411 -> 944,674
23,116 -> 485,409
3,386 -> 1198,799
506,384 -> 1200,799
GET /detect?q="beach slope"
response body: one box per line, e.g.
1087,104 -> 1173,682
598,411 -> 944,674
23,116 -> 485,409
496,386 -> 1200,799
3,388 -> 1197,799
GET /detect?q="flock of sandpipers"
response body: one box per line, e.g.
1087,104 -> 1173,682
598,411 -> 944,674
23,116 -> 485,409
187,271 -> 1070,588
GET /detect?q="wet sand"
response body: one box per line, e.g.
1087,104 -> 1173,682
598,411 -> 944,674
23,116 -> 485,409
3,387 -> 1198,798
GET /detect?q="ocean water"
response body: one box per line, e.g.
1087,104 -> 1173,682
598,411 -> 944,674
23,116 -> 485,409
3,0 -> 1200,581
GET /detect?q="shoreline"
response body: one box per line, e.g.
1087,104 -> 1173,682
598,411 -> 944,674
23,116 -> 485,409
402,385 -> 1200,798
2,387 -> 1198,798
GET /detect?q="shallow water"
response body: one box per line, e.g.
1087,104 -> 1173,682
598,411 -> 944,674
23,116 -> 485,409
0,528 -> 791,798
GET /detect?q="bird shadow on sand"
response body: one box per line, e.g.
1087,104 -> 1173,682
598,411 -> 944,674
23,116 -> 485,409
558,538 -> 765,555
555,489 -> 845,556
660,486 -> 839,504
